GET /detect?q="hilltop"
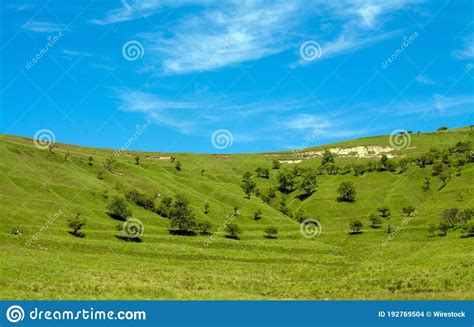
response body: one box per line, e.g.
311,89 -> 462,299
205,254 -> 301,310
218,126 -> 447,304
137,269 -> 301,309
0,126 -> 473,299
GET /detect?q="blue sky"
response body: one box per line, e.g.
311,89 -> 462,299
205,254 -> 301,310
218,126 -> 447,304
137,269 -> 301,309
0,0 -> 473,153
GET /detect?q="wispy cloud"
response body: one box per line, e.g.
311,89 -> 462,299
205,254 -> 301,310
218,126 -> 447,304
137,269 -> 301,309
22,21 -> 67,33
7,3 -> 33,11
416,73 -> 434,85
394,94 -> 474,116
452,34 -> 474,60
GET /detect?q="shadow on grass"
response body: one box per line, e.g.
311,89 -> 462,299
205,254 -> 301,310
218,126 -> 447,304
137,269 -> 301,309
115,235 -> 143,242
348,231 -> 363,235
67,231 -> 85,238
169,230 -> 196,236
108,213 -> 126,221
225,235 -> 240,240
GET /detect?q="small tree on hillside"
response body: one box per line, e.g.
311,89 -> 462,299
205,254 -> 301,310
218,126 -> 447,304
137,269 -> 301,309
88,156 -> 94,166
441,207 -> 459,227
377,206 -> 391,219
169,195 -> 196,235
204,202 -> 210,214
299,170 -> 317,197
264,226 -> 278,239
337,181 -> 356,202
368,213 -> 382,228
272,160 -> 281,169
349,220 -> 363,234
241,171 -> 256,199
107,197 -> 132,220
134,155 -> 141,166
277,170 -> 295,193
225,223 -> 242,239
322,149 -> 335,165
428,223 -> 437,237
402,206 -> 417,219
156,196 -> 173,218
175,161 -> 182,171
459,209 -> 473,224
422,177 -> 431,192
68,213 -> 86,237
196,220 -> 212,235
254,209 -> 263,220
438,221 -> 450,236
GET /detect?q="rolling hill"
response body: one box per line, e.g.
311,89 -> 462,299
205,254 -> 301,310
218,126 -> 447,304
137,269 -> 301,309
0,127 -> 473,299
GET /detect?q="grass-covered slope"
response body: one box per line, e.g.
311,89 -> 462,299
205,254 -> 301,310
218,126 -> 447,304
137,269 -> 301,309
0,127 -> 473,299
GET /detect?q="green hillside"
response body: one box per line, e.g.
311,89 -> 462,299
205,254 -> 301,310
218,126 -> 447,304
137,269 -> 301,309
1,127 -> 473,300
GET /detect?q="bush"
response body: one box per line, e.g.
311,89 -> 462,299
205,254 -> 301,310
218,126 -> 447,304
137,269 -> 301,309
277,170 -> 295,193
68,213 -> 86,237
321,149 -> 335,165
241,171 -> 256,199
337,181 -> 356,202
368,214 -> 382,228
299,170 -> 317,197
402,206 -> 416,218
169,195 -> 196,235
196,220 -> 212,235
441,207 -> 459,227
264,226 -> 278,239
437,126 -> 448,131
225,223 -> 242,239
272,160 -> 281,169
254,209 -> 263,220
156,196 -> 173,217
255,167 -> 270,178
204,202 -> 210,214
462,221 -> 474,237
107,197 -> 132,220
349,220 -> 363,234
377,206 -> 391,219
175,161 -> 182,170
125,189 -> 155,211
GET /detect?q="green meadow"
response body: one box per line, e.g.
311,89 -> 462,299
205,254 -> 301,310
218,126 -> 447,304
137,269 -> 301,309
1,127 -> 473,300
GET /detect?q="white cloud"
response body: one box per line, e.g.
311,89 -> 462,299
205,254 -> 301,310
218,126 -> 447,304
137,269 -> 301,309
22,21 -> 67,33
415,73 -> 434,85
453,34 -> 474,60
280,114 -> 331,130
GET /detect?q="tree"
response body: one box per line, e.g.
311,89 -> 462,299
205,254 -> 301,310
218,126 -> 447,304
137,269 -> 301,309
254,209 -> 263,220
402,206 -> 417,218
459,209 -> 473,224
380,154 -> 389,171
169,195 -> 196,235
175,161 -> 182,171
322,149 -> 335,165
88,156 -> 94,166
337,181 -> 356,202
349,220 -> 363,234
299,170 -> 317,197
107,197 -> 132,220
439,170 -> 451,186
398,158 -> 410,173
156,196 -> 173,218
204,202 -> 210,214
103,157 -> 115,171
462,222 -> 474,237
264,227 -> 278,239
387,224 -> 394,234
225,223 -> 242,239
277,170 -> 295,193
170,156 -> 176,162
438,221 -> 450,236
377,206 -> 391,219
241,171 -> 256,199
432,162 -> 447,176
255,167 -> 270,178
200,169 -> 205,176
196,220 -> 212,235
441,207 -> 459,227
134,155 -> 141,166
272,160 -> 281,169
68,213 -> 86,237
233,206 -> 239,216
368,214 -> 382,228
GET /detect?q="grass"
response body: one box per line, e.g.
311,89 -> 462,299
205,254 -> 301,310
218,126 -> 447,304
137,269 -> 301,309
0,127 -> 473,299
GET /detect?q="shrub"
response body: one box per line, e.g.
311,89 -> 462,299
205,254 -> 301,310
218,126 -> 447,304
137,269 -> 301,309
255,167 -> 270,178
277,170 -> 295,193
428,223 -> 437,237
254,209 -> 263,220
155,196 -> 173,218
462,221 -> 474,237
377,206 -> 391,219
204,202 -> 210,214
241,171 -> 256,199
103,157 -> 115,171
107,197 -> 132,220
402,206 -> 417,218
459,209 -> 473,224
349,220 -> 363,234
175,161 -> 182,170
437,126 -> 448,131
337,181 -> 356,202
264,227 -> 278,239
321,149 -> 335,165
88,156 -> 94,166
196,220 -> 212,235
169,195 -> 196,235
299,170 -> 317,197
438,221 -> 450,236
422,177 -> 431,192
368,214 -> 382,228
272,160 -> 281,169
134,155 -> 140,166
68,213 -> 86,237
225,223 -> 242,239
441,207 -> 459,227
125,189 -> 155,211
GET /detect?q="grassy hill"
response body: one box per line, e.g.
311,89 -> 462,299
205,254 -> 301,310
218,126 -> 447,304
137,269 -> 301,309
1,127 -> 473,300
